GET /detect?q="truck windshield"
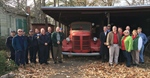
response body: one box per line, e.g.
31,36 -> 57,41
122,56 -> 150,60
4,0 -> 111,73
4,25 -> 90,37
72,23 -> 91,30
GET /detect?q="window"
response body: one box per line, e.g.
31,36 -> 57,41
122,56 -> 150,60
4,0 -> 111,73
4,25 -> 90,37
72,23 -> 91,30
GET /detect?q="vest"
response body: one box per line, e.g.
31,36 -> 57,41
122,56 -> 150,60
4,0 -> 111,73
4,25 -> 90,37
133,36 -> 139,50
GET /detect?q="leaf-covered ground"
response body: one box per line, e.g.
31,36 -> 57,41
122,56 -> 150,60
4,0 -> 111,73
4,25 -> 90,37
13,56 -> 150,78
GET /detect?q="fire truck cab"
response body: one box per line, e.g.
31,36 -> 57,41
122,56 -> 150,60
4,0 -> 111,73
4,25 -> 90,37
62,22 -> 100,56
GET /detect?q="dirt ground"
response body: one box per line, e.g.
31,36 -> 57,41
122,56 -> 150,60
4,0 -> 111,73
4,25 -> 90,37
13,56 -> 150,78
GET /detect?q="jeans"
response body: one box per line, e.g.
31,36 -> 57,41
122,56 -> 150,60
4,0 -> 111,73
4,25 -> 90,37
29,47 -> 36,63
123,50 -> 131,67
10,47 -> 15,61
139,45 -> 144,62
15,50 -> 25,66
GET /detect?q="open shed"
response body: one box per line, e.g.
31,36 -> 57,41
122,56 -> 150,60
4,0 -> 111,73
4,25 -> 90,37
41,6 -> 150,36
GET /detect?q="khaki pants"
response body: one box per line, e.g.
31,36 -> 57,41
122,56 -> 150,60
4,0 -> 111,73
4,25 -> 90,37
53,45 -> 62,62
109,44 -> 120,64
131,50 -> 139,64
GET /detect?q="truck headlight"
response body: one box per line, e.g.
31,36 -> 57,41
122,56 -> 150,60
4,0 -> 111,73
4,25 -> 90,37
66,37 -> 70,42
93,37 -> 97,41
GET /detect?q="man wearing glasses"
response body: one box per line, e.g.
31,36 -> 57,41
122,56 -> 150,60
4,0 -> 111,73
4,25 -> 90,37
12,29 -> 28,67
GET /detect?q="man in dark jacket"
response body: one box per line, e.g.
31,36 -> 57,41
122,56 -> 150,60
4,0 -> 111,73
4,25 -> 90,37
46,27 -> 53,60
12,29 -> 28,66
6,31 -> 16,61
51,26 -> 65,64
33,28 -> 40,63
100,26 -> 109,62
38,28 -> 50,64
28,30 -> 35,63
23,31 -> 29,64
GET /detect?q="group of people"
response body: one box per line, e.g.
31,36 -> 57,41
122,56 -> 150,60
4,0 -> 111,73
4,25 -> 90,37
6,26 -> 65,67
6,24 -> 148,68
100,25 -> 147,67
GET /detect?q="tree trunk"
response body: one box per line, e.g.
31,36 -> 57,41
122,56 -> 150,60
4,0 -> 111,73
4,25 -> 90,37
54,0 -> 56,7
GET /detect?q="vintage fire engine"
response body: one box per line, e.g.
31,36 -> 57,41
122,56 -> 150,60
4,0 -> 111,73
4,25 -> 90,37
62,22 -> 100,56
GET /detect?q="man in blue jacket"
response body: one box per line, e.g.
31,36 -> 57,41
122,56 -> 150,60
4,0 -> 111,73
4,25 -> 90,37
12,29 -> 28,66
137,27 -> 148,64
46,27 -> 53,60
32,28 -> 40,63
38,28 -> 50,64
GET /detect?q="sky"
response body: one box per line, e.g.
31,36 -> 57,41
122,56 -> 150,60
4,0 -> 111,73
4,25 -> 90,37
27,0 -> 129,6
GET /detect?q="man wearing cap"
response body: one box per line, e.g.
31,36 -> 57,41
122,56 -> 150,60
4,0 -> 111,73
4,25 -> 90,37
6,31 -> 16,61
23,31 -> 29,64
59,28 -> 65,38
12,29 -> 28,66
28,30 -> 35,63
107,24 -> 111,32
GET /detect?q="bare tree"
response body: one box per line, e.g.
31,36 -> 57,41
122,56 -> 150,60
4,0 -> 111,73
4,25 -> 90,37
1,0 -> 27,14
101,0 -> 120,6
125,0 -> 150,5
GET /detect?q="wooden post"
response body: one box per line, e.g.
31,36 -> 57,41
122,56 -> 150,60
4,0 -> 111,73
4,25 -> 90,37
54,0 -> 57,28
26,6 -> 31,31
45,17 -> 48,31
107,13 -> 110,25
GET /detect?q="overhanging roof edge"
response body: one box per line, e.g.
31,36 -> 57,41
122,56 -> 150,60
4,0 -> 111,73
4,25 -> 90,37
41,5 -> 150,11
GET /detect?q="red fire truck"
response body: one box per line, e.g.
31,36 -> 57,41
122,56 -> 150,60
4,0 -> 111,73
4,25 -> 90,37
62,21 -> 100,56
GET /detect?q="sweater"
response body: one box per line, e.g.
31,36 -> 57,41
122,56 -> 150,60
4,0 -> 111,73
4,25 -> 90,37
51,32 -> 65,47
132,36 -> 143,50
121,35 -> 133,52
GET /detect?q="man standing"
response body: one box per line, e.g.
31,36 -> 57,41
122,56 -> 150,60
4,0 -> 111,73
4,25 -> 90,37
126,26 -> 131,33
107,24 -> 111,32
118,27 -> 125,63
33,28 -> 40,63
100,26 -> 109,62
38,28 -> 49,64
51,27 -> 65,64
118,27 -> 123,36
59,28 -> 65,39
106,26 -> 121,66
28,30 -> 35,63
23,31 -> 29,64
6,31 -> 16,61
46,27 -> 53,60
137,27 -> 148,64
12,29 -> 28,66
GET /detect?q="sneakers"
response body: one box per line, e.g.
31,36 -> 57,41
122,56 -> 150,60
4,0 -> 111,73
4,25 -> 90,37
126,65 -> 131,67
58,61 -> 63,63
140,62 -> 144,64
109,64 -> 113,66
54,61 -> 63,64
54,62 -> 57,64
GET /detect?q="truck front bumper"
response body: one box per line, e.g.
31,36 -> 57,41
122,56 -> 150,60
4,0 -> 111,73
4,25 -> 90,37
62,52 -> 100,56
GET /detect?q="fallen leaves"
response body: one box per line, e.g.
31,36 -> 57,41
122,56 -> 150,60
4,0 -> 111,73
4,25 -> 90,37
12,56 -> 150,78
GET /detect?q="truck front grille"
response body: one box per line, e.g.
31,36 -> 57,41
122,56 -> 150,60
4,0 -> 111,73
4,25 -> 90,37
72,36 -> 80,50
72,36 -> 90,51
